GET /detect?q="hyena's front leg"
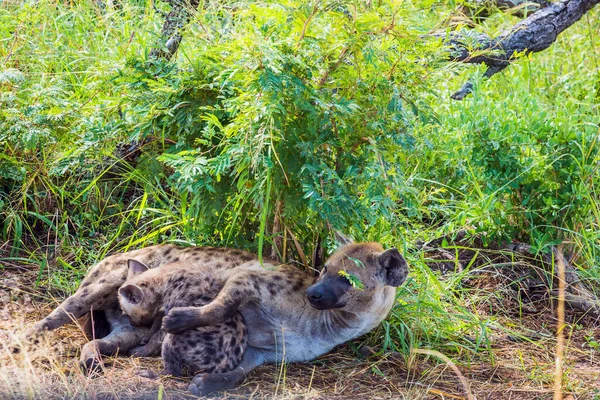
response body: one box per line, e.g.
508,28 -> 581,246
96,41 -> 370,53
34,291 -> 112,332
19,256 -> 128,347
17,286 -> 117,350
162,270 -> 261,334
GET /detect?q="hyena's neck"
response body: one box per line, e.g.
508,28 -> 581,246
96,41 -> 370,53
317,308 -> 361,335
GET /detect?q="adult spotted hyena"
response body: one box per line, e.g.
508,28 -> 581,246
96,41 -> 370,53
160,240 -> 409,396
21,237 -> 408,398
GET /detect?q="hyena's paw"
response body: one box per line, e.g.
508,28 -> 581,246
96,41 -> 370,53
162,307 -> 201,334
129,343 -> 161,357
79,341 -> 106,375
80,356 -> 105,375
189,372 -> 234,397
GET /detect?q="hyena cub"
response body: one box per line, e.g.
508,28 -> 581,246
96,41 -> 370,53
118,259 -> 248,376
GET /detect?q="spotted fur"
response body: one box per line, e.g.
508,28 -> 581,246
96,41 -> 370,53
118,261 -> 248,376
161,241 -> 409,396
20,245 -> 257,369
22,238 -> 409,398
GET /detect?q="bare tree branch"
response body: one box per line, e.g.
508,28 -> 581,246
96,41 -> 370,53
507,242 -> 600,319
149,0 -> 201,60
442,0 -> 600,99
114,0 -> 200,163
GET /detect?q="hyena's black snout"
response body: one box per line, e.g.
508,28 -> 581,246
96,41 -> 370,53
306,279 -> 349,310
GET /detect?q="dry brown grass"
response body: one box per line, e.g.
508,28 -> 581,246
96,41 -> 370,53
1,267 -> 600,400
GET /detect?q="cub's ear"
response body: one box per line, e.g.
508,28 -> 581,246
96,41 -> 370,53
377,248 -> 408,287
334,231 -> 354,247
127,259 -> 149,278
118,284 -> 144,305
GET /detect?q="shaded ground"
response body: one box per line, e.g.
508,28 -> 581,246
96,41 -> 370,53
1,248 -> 600,399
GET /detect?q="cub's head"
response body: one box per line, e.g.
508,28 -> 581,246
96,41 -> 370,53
306,236 -> 408,310
118,259 -> 161,327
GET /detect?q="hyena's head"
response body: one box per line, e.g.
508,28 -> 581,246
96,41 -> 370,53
118,259 -> 161,327
306,236 -> 408,310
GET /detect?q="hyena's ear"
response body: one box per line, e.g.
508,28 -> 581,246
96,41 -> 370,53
334,231 -> 354,247
377,248 -> 408,287
119,284 -> 144,304
127,259 -> 149,279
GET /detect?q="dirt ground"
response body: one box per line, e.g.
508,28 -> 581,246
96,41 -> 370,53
1,264 -> 600,399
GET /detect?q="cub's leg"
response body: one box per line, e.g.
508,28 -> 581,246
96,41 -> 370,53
162,312 -> 247,377
163,270 -> 268,334
129,313 -> 166,357
188,347 -> 265,396
163,268 -> 306,334
80,308 -> 150,371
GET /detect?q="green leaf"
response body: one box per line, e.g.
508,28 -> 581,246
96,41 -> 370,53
338,270 -> 364,291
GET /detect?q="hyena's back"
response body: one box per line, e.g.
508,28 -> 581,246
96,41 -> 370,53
28,245 -> 258,338
79,245 -> 257,312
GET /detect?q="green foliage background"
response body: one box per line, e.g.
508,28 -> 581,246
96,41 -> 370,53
1,0 -> 599,360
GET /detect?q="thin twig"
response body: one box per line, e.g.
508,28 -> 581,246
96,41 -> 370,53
295,1 -> 321,53
4,23 -> 21,64
553,246 -> 566,400
285,226 -> 308,270
317,46 -> 349,88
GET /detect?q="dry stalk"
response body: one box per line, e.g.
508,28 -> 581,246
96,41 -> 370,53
285,225 -> 308,269
270,200 -> 283,262
410,348 -> 475,400
553,246 -> 566,400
